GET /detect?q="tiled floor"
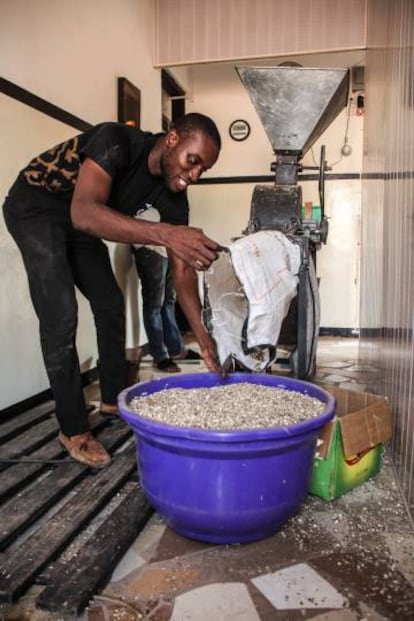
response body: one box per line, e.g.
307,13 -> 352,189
4,338 -> 414,620
88,337 -> 414,621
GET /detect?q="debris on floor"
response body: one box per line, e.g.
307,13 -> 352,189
1,338 -> 413,620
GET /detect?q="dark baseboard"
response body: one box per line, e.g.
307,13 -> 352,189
0,367 -> 99,419
319,327 -> 360,337
359,327 -> 412,339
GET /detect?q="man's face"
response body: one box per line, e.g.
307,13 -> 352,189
160,129 -> 219,193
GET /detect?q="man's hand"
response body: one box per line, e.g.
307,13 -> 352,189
161,225 -> 220,271
200,334 -> 222,374
169,254 -> 225,376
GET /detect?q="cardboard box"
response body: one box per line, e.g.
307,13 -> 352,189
309,383 -> 392,500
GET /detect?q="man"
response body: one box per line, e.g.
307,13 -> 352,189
3,113 -> 222,468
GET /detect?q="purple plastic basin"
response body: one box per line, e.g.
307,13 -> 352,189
118,373 -> 335,544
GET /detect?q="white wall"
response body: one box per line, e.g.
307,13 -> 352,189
0,2 -> 366,409
0,0 -> 161,409
178,51 -> 365,329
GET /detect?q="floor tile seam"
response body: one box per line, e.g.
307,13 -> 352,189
114,564 -> 369,617
317,375 -> 361,381
139,545 -> 228,570
316,368 -> 380,376
141,552 -> 346,580
109,561 -> 151,588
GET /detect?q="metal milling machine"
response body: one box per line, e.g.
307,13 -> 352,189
236,66 -> 350,379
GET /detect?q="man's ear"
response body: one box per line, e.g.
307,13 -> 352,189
166,128 -> 179,148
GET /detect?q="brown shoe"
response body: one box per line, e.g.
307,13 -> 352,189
99,402 -> 118,416
58,431 -> 112,468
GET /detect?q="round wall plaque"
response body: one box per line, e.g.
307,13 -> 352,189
229,119 -> 250,141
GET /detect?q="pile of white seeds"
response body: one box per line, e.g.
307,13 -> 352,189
129,383 -> 326,430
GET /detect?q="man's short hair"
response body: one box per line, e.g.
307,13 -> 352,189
172,113 -> 221,151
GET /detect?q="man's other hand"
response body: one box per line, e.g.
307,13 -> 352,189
162,225 -> 220,271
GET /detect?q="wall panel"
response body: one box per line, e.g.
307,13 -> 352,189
153,0 -> 367,66
361,0 -> 414,520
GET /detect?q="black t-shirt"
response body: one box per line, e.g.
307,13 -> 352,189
19,122 -> 189,226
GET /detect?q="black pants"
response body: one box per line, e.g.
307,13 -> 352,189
3,179 -> 127,436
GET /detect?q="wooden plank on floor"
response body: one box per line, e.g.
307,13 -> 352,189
0,403 -> 97,454
0,418 -> 59,468
0,421 -> 133,551
0,401 -> 56,445
37,480 -> 153,615
0,442 -> 67,505
0,462 -> 86,552
0,415 -> 112,501
0,417 -> 107,504
0,446 -> 137,603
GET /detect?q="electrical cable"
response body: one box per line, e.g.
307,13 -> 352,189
329,96 -> 353,167
0,454 -> 133,465
310,96 -> 353,170
0,457 -> 73,464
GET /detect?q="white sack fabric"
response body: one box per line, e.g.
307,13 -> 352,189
203,231 -> 301,372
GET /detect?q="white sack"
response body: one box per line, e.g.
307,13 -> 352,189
203,231 -> 301,371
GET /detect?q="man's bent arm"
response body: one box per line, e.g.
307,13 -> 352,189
169,252 -> 221,373
71,158 -> 219,269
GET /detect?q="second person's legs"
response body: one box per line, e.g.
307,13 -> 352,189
162,262 -> 185,358
133,247 -> 170,364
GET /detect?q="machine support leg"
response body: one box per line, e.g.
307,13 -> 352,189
296,247 -> 309,379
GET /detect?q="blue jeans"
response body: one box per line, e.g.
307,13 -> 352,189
133,247 -> 184,363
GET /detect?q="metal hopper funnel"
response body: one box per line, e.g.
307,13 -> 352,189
236,66 -> 349,156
